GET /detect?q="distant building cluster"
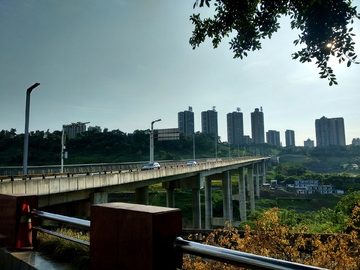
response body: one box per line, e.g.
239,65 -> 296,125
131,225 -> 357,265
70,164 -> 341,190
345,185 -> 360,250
176,108 -> 354,148
88,126 -> 102,133
63,122 -> 88,139
352,138 -> 360,146
290,180 -> 344,195
178,106 -> 292,147
63,108 -> 358,148
178,106 -> 267,147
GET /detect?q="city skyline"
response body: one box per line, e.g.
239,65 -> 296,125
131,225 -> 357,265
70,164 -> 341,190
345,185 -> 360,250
1,1 -> 360,147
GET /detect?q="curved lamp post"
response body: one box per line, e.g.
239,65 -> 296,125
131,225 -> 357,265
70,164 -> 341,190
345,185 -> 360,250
23,83 -> 40,175
150,119 -> 161,162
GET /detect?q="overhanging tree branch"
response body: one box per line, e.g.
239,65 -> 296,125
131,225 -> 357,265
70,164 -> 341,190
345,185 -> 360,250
190,0 -> 359,86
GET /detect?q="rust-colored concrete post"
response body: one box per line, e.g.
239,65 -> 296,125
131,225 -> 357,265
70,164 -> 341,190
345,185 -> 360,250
0,194 -> 38,248
90,203 -> 183,270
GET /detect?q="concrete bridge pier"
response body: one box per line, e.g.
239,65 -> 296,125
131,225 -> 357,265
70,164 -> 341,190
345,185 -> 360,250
192,188 -> 201,229
91,192 -> 108,204
263,160 -> 267,185
204,176 -> 213,229
162,175 -> 202,229
238,167 -> 246,221
222,171 -> 232,228
247,164 -> 255,213
256,163 -> 260,198
165,182 -> 175,208
135,186 -> 149,205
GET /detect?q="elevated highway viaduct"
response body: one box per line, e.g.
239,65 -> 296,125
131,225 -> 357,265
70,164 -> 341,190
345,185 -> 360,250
0,157 -> 270,229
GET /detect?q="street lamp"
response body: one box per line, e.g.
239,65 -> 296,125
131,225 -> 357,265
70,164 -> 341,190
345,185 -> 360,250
150,119 -> 161,162
23,83 -> 40,175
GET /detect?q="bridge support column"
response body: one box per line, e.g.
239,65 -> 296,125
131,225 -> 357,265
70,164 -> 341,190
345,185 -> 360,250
165,181 -> 175,208
135,186 -> 149,205
222,171 -> 232,228
238,167 -> 246,221
204,176 -> 212,229
247,164 -> 255,213
256,163 -> 260,198
163,175 -> 202,229
192,188 -> 201,229
91,192 -> 108,204
263,160 -> 267,185
166,188 -> 175,208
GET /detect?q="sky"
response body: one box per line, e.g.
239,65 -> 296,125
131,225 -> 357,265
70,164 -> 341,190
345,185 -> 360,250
1,0 -> 360,147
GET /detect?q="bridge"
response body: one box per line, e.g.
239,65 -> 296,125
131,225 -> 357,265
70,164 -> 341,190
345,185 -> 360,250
0,157 -> 270,228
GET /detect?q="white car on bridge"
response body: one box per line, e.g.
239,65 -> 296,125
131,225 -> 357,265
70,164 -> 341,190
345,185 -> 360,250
141,162 -> 161,170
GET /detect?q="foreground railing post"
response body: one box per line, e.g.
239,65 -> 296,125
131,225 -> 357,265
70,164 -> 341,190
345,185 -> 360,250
90,202 -> 182,270
0,194 -> 38,248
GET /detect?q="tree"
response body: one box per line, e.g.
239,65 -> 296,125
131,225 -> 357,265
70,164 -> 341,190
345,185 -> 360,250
190,0 -> 359,85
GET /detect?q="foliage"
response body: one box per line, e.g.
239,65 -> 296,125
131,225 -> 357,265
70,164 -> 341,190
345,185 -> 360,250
335,190 -> 360,215
0,129 -> 250,166
36,228 -> 90,270
183,207 -> 360,269
190,0 -> 359,85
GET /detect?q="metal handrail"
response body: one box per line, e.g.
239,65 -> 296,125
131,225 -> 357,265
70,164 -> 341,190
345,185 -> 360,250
33,226 -> 90,246
174,237 -> 328,270
31,209 -> 90,246
31,209 -> 90,229
31,210 -> 327,269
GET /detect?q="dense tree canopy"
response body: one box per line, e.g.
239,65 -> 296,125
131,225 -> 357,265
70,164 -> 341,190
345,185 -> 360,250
190,0 -> 359,85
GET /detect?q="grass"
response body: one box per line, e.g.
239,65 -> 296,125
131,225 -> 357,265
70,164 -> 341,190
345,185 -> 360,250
36,228 -> 90,270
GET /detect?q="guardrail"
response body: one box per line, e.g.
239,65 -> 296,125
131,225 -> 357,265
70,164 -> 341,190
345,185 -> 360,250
0,156 -> 264,181
174,237 -> 326,270
30,209 -> 326,270
0,156 -> 259,177
31,209 -> 90,246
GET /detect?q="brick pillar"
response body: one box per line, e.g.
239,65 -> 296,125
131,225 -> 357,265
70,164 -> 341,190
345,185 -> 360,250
90,203 -> 182,270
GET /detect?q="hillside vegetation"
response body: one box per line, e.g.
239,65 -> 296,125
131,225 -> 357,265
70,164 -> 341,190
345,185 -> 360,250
2,128 -> 360,171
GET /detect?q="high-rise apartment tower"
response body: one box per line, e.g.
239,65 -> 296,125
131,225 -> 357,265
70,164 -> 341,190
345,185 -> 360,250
266,130 -> 281,146
227,108 -> 244,146
285,130 -> 295,147
315,116 -> 345,147
178,107 -> 194,136
201,107 -> 218,137
251,107 -> 265,144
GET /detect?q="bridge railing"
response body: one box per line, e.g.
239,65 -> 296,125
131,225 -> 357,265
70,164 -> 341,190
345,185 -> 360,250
31,209 -> 90,246
0,156 -> 266,181
0,156 -> 262,177
4,193 -> 325,270
27,207 -> 325,270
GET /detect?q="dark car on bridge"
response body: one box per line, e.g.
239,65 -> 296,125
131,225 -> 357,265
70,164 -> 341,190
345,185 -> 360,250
141,162 -> 161,171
